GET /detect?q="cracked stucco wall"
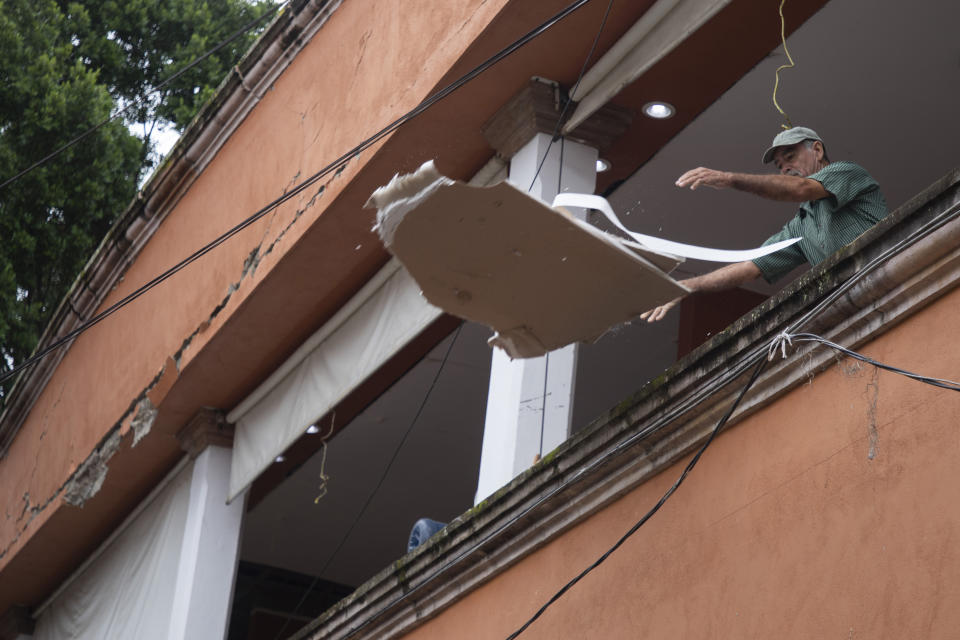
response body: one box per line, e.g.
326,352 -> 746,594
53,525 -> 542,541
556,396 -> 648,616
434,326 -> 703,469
0,141 -> 352,569
0,0 -> 515,606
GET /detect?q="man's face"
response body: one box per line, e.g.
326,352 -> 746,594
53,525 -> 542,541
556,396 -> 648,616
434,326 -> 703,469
772,141 -> 823,177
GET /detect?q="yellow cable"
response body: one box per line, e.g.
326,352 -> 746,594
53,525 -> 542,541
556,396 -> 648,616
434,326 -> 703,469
772,0 -> 795,130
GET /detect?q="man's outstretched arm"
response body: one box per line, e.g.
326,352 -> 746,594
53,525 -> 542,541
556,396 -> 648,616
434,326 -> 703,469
639,260 -> 762,322
676,168 -> 828,202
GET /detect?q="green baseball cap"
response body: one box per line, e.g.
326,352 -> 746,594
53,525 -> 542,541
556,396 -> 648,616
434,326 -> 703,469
761,126 -> 824,164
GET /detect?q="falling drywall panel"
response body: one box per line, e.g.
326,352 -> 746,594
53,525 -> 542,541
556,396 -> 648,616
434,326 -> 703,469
367,162 -> 688,358
367,162 -> 801,358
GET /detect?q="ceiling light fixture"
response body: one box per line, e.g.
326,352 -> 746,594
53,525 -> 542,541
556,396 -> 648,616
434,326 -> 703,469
596,158 -> 612,173
306,424 -> 320,434
642,101 -> 675,119
274,454 -> 286,463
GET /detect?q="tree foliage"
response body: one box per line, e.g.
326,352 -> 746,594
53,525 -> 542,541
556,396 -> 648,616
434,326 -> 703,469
0,0 -> 276,397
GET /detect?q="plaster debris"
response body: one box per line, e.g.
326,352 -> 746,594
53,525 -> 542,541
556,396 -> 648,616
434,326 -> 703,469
63,430 -> 123,507
366,160 -> 454,246
130,398 -> 158,447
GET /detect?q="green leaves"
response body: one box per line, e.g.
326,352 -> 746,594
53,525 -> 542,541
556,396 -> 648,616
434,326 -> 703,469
0,0 -> 277,396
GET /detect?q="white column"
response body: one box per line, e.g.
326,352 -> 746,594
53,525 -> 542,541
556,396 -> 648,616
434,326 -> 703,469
167,446 -> 246,640
475,133 -> 598,503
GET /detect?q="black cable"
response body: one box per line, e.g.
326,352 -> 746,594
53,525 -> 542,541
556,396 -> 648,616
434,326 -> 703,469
505,305 -> 960,639
528,0 -> 610,458
785,333 -> 960,392
538,351 -> 549,458
504,356 -> 768,639
272,322 -> 464,640
527,0 -> 614,192
0,0 -> 598,388
0,1 -> 287,192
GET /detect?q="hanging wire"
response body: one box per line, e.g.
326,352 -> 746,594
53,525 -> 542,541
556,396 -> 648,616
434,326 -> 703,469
528,0 -> 615,191
506,356 -> 769,639
772,0 -> 795,130
508,321 -> 960,639
770,331 -> 960,392
313,412 -> 336,503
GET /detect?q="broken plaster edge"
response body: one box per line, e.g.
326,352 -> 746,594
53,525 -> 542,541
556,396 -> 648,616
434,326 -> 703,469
367,160 -> 453,247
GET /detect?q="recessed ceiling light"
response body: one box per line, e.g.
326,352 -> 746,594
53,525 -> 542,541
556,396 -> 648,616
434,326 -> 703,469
274,454 -> 286,463
642,101 -> 675,119
596,158 -> 612,173
306,424 -> 320,434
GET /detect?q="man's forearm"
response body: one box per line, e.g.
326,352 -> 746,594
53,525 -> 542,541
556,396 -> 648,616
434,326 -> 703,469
640,261 -> 762,323
676,167 -> 828,202
727,172 -> 827,202
680,260 -> 762,293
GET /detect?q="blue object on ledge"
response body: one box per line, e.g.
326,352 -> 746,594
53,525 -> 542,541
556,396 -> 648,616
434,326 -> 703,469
407,518 -> 447,552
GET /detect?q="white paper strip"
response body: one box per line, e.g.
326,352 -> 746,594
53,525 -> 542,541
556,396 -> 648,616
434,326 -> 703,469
553,193 -> 800,262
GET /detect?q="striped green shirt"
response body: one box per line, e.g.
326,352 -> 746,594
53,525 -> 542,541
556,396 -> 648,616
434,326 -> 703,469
752,161 -> 888,283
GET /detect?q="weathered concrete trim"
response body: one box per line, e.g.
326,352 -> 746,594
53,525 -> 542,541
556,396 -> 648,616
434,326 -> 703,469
129,399 -> 159,447
295,171 -> 960,640
177,408 -> 233,459
62,430 -> 125,507
0,0 -> 344,458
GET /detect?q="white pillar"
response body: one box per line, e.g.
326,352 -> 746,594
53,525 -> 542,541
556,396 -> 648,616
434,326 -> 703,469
167,446 -> 246,640
475,133 -> 598,503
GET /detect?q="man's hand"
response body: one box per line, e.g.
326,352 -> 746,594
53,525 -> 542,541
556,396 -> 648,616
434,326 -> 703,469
675,167 -> 733,191
639,261 -> 763,323
639,295 -> 682,323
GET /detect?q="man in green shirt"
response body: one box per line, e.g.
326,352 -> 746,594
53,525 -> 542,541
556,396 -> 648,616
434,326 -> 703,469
641,126 -> 887,322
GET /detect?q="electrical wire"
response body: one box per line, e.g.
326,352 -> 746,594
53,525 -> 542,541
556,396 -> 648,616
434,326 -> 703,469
535,136 -> 566,460
272,322 -> 464,640
529,0 -> 613,457
507,322 -> 960,639
771,331 -> 960,392
0,1 -> 288,192
772,0 -> 795,130
527,0 -> 615,192
0,0 -> 599,388
506,356 -> 768,639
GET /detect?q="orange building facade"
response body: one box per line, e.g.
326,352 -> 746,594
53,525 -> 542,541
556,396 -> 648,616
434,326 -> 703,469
1,0 -> 958,638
